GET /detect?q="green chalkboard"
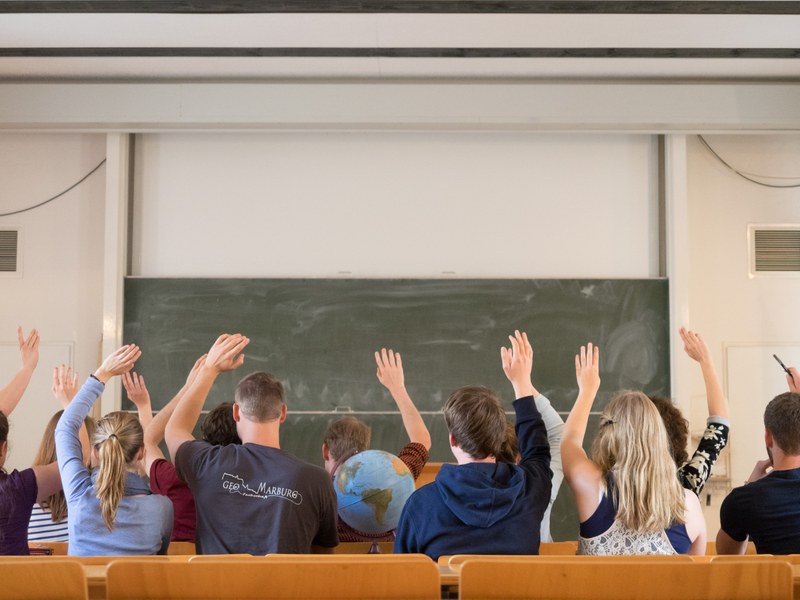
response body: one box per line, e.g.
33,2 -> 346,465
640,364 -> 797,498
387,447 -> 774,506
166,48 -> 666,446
123,278 -> 670,541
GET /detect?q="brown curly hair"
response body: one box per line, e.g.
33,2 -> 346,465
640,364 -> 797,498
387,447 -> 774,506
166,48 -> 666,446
648,395 -> 689,467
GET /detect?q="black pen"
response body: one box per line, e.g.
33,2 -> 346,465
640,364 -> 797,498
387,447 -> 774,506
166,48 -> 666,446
773,354 -> 794,380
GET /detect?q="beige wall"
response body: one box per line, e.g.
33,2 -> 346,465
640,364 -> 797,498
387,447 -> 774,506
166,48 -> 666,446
0,133 -> 106,470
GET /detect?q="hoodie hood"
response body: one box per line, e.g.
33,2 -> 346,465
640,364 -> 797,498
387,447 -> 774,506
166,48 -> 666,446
436,462 -> 526,528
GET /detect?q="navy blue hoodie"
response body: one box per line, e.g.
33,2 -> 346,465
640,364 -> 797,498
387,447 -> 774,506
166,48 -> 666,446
394,395 -> 551,560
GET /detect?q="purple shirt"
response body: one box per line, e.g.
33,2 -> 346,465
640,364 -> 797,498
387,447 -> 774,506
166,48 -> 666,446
0,468 -> 38,555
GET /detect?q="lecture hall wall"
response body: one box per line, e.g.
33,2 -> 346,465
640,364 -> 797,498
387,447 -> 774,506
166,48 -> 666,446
1,131 -> 799,536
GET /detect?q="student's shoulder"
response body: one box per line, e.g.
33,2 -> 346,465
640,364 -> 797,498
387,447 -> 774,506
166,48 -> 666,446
175,439 -> 214,459
403,481 -> 439,508
288,454 -> 331,482
1,467 -> 36,491
722,481 -> 758,511
145,490 -> 175,514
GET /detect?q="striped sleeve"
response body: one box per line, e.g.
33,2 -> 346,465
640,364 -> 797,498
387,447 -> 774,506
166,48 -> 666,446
397,442 -> 429,480
27,504 -> 69,543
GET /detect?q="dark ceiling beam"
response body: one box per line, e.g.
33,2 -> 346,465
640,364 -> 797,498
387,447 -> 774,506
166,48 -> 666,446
1,47 -> 798,58
1,0 -> 800,14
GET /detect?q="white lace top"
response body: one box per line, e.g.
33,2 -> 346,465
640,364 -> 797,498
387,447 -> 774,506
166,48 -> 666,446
578,517 -> 676,555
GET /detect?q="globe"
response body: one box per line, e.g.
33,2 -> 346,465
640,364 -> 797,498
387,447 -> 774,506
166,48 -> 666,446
334,449 -> 416,534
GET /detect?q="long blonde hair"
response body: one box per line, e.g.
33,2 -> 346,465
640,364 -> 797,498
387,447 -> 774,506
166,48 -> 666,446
33,410 -> 94,522
93,412 -> 143,531
591,390 -> 686,532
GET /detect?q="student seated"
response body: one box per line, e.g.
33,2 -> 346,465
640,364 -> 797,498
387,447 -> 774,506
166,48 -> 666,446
394,330 -> 552,560
717,386 -> 800,554
561,343 -> 706,555
124,356 -> 241,543
322,348 -> 431,542
55,345 -> 173,555
1,327 -> 62,555
165,333 -> 338,555
650,328 -> 729,495
28,366 -> 94,544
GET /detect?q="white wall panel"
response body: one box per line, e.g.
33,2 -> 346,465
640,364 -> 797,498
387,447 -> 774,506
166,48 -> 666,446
133,132 -> 658,278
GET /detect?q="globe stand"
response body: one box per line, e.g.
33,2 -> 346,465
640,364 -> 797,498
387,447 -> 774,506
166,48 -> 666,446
368,542 -> 381,554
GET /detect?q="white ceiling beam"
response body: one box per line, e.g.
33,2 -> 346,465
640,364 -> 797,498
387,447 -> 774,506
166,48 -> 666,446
1,82 -> 800,132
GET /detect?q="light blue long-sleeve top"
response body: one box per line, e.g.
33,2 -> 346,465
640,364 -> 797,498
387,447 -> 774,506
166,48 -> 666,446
54,376 -> 172,556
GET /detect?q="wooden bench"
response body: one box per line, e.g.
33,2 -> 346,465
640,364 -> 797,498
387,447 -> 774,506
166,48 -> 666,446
106,557 -> 440,599
458,559 -> 792,600
0,559 -> 87,600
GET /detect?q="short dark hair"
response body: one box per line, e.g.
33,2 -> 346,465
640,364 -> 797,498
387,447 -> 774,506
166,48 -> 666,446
764,392 -> 800,455
443,386 -> 506,460
648,395 -> 689,467
323,417 -> 371,462
201,403 -> 241,446
234,372 -> 285,423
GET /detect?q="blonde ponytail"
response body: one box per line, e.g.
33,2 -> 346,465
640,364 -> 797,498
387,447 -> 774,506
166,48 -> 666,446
93,412 -> 143,531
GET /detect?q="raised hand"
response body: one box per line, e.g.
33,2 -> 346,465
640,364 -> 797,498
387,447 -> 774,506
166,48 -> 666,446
18,326 -> 40,372
94,344 -> 142,383
788,367 -> 799,394
205,334 -> 249,374
680,327 -> 711,364
375,348 -> 405,393
374,347 -> 431,450
501,330 -> 534,398
123,372 -> 151,410
185,354 -> 208,387
575,343 -> 600,394
52,364 -> 79,408
746,458 -> 772,484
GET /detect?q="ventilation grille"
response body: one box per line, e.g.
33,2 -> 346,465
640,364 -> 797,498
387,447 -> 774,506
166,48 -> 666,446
0,230 -> 18,272
753,228 -> 800,273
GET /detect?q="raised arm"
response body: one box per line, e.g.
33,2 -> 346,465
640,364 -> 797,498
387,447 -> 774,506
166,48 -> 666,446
33,365 -> 87,501
501,331 -> 550,489
55,345 -> 141,501
122,370 -> 163,471
165,334 -> 248,460
500,330 -> 535,399
50,363 -> 92,466
501,331 -> 565,542
680,327 -> 727,419
132,355 -> 206,472
560,343 -> 603,519
0,327 -> 39,416
375,348 -> 431,450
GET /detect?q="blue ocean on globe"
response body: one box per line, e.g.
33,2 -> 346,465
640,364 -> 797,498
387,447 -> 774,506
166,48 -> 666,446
334,449 -> 416,534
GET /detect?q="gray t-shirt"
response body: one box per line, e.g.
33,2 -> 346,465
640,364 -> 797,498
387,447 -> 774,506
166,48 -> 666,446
175,441 -> 338,554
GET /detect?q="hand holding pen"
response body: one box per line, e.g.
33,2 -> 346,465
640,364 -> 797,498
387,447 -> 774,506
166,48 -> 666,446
773,354 -> 799,393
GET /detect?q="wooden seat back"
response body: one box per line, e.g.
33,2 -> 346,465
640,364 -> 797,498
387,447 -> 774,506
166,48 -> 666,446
107,557 -> 440,599
458,560 -> 792,600
0,559 -> 87,600
539,541 -> 579,556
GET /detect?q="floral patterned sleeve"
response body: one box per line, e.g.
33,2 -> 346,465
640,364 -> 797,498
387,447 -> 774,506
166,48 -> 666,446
677,417 -> 730,496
